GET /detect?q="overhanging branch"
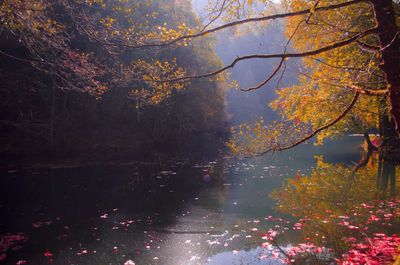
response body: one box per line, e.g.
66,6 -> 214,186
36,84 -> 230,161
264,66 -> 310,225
348,84 -> 388,95
240,58 -> 285,92
255,91 -> 360,156
122,0 -> 369,49
156,27 -> 376,83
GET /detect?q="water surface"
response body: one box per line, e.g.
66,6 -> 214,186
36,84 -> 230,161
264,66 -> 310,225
0,137 -> 367,265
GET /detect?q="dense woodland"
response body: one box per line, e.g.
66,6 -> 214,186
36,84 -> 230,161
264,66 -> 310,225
0,0 -> 229,165
1,0 -> 400,162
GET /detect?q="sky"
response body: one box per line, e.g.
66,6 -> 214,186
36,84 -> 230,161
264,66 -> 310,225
191,0 -> 282,27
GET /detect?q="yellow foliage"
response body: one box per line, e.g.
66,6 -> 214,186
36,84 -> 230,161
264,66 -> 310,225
129,58 -> 189,105
269,0 -> 385,143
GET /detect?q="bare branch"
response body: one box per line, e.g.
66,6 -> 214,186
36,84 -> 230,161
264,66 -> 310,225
121,0 -> 369,49
357,40 -> 380,52
200,0 -> 229,32
379,31 -> 400,51
240,58 -> 284,91
0,50 -> 39,64
239,10 -> 310,93
256,91 -> 360,156
158,27 -> 376,82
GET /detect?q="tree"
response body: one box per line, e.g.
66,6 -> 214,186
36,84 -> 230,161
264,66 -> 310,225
270,0 -> 400,147
0,0 -> 228,159
270,152 -> 400,263
112,0 -> 399,155
2,0 -> 399,157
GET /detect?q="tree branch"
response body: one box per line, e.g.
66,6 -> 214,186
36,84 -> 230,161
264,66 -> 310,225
310,57 -> 384,78
298,71 -> 388,95
200,0 -> 229,32
240,58 -> 285,91
256,91 -> 360,156
121,0 -> 369,49
348,84 -> 388,95
0,50 -> 39,64
357,40 -> 380,52
157,27 -> 376,82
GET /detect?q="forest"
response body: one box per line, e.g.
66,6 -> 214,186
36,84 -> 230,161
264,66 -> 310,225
0,0 -> 400,265
0,0 -> 228,165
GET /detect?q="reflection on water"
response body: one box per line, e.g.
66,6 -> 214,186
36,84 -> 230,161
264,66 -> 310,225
270,141 -> 399,264
0,136 -> 398,264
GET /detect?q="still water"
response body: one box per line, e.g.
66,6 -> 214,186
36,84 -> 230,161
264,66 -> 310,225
1,136 -> 395,265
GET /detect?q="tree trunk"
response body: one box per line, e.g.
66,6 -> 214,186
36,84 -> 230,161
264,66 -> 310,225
379,98 -> 396,141
377,154 -> 396,199
378,98 -> 400,158
49,76 -> 56,150
62,90 -> 68,148
372,0 -> 400,135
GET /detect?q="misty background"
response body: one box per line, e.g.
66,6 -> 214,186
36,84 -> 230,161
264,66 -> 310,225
192,0 -> 299,125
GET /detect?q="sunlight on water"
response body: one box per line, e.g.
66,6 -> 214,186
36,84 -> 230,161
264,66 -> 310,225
1,137 -> 378,265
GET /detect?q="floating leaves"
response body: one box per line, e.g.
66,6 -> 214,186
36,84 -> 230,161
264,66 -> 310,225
124,260 -> 135,265
0,234 -> 28,263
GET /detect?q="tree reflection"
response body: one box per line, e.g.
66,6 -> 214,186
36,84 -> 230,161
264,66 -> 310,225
269,142 -> 400,264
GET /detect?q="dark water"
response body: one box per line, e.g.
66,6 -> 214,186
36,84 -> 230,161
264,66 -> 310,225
0,137 -> 373,265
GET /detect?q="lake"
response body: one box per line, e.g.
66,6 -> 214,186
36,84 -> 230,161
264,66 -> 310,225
1,136 -> 398,265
